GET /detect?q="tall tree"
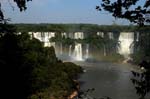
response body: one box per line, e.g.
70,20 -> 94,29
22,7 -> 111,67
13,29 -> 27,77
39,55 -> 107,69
97,0 -> 150,26
0,0 -> 31,23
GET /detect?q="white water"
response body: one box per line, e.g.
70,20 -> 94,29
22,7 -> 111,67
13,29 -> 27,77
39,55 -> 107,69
104,45 -> 106,56
73,32 -> 84,61
74,43 -> 83,61
74,32 -> 84,39
44,32 -> 55,47
69,45 -> 72,56
85,44 -> 89,59
136,32 -> 139,41
61,32 -> 67,38
30,32 -> 136,61
31,32 -> 55,47
118,32 -> 134,58
108,32 -> 113,39
97,32 -> 104,38
60,43 -> 63,55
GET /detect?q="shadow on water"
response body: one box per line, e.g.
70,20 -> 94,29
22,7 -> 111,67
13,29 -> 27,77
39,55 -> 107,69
77,88 -> 112,99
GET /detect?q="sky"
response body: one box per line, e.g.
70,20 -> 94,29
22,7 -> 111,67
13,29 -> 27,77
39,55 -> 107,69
1,0 -> 134,25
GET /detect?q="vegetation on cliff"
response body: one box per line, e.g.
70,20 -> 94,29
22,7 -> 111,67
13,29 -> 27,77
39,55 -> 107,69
0,31 -> 82,99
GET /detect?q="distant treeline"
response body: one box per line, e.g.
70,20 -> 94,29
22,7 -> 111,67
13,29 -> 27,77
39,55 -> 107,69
13,24 -> 150,33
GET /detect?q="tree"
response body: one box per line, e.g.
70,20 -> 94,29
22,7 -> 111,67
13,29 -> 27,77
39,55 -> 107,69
131,67 -> 150,99
0,0 -> 31,23
13,0 -> 32,11
97,0 -> 150,26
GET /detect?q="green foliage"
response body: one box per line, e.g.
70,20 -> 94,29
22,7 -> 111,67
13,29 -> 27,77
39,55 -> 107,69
50,34 -> 75,48
99,0 -> 150,26
131,51 -> 145,64
0,24 -> 17,34
0,0 -> 32,23
13,0 -> 32,11
62,38 -> 75,46
131,32 -> 150,63
63,62 -> 83,78
131,67 -> 150,99
0,32 -> 82,99
14,24 -> 142,33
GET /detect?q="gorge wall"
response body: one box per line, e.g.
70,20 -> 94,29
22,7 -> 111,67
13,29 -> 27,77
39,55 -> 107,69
28,31 -> 139,61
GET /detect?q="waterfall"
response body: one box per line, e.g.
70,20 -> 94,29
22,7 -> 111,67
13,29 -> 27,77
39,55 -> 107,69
48,32 -> 55,47
136,32 -> 139,41
33,32 -> 42,40
108,32 -> 113,39
74,43 -> 83,61
73,32 -> 84,61
61,32 -> 67,38
74,32 -> 84,39
60,43 -> 63,55
85,44 -> 89,59
97,32 -> 104,38
44,32 -> 51,47
31,32 -> 55,47
104,45 -> 106,56
68,32 -> 74,39
69,45 -> 72,56
118,32 -> 134,58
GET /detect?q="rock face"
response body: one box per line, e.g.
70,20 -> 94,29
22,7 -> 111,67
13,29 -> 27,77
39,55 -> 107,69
68,80 -> 80,99
68,91 -> 78,99
28,32 -> 139,61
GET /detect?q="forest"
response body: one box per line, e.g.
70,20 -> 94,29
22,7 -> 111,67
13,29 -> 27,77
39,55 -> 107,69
0,25 -> 83,99
13,23 -> 150,33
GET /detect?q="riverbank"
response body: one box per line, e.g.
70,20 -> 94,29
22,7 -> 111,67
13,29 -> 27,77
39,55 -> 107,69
68,80 -> 80,99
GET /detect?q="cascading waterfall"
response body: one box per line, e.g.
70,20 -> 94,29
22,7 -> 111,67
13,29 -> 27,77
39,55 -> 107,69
69,45 -> 72,56
73,32 -> 84,61
97,32 -> 104,38
44,32 -> 51,47
61,32 -> 67,38
136,32 -> 139,41
48,32 -> 55,47
68,32 -> 74,39
85,44 -> 89,59
31,32 -> 55,47
74,43 -> 83,61
74,32 -> 84,39
118,32 -> 134,58
60,43 -> 63,55
108,32 -> 113,39
104,45 -> 106,56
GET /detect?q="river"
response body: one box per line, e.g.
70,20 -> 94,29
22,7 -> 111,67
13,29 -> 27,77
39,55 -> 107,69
69,61 -> 150,99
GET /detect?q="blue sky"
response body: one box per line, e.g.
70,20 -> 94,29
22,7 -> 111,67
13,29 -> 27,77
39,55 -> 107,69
1,0 -> 132,25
